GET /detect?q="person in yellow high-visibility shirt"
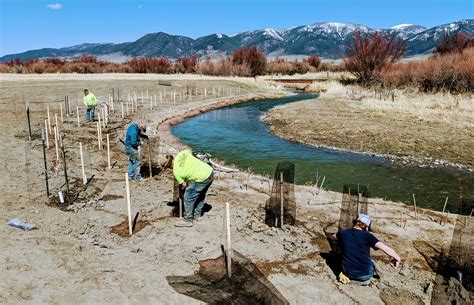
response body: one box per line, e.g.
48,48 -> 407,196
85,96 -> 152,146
83,89 -> 97,122
163,150 -> 213,227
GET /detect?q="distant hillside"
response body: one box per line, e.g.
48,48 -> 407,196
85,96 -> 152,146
1,19 -> 473,62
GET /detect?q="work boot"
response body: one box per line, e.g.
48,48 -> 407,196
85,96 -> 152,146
175,219 -> 193,227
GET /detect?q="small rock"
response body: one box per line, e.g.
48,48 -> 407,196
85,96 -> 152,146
131,248 -> 141,253
424,282 -> 433,294
399,265 -> 411,276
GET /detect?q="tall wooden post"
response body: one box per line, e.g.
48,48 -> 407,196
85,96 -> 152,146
125,173 -> 132,236
41,129 -> 50,197
26,102 -> 32,141
44,119 -> 49,148
147,139 -> 153,178
80,142 -> 87,185
280,172 -> 284,227
107,134 -> 111,169
47,106 -> 52,134
60,135 -> 69,195
223,202 -> 232,277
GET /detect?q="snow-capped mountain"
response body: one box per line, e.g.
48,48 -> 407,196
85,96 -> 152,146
1,19 -> 472,62
386,24 -> 427,40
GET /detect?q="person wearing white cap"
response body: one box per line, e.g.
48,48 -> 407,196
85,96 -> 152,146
331,214 -> 401,284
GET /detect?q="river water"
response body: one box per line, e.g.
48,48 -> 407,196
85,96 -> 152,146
172,93 -> 473,213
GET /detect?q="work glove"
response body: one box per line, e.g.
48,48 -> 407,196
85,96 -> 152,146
338,272 -> 351,284
131,144 -> 139,150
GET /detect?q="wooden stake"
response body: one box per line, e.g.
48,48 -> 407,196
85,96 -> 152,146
443,211 -> 450,225
60,135 -> 69,195
179,191 -> 183,218
101,107 -> 106,128
125,173 -> 133,236
76,106 -> 80,127
25,103 -> 32,141
412,194 -> 417,219
107,134 -> 111,169
96,122 -> 101,150
54,126 -> 59,162
44,119 -> 49,148
60,104 -> 64,123
121,102 -> 124,119
147,139 -> 153,178
55,113 -> 59,135
441,196 -> 448,223
224,202 -> 232,277
47,106 -> 52,134
79,142 -> 87,185
41,129 -> 50,197
280,172 -> 284,227
320,176 -> 326,189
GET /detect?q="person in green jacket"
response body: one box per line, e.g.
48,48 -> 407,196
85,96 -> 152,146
83,89 -> 97,122
164,150 -> 214,227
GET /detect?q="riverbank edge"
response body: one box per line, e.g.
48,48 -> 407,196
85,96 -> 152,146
262,96 -> 473,173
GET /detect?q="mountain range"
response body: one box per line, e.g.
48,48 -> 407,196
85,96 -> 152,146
1,19 -> 473,62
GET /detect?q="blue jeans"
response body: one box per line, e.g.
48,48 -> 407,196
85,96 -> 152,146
183,173 -> 213,222
86,107 -> 95,122
343,261 -> 375,282
125,146 -> 142,180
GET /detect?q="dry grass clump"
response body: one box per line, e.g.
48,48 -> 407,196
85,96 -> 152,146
319,79 -> 474,128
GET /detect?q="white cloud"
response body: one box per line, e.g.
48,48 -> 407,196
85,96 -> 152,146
47,3 -> 62,10
138,4 -> 143,9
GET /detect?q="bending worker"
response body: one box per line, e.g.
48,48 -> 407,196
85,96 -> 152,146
331,214 -> 401,283
124,122 -> 148,182
83,89 -> 97,122
164,150 -> 213,227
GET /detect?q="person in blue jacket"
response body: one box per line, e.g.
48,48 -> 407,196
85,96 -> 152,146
124,122 -> 148,181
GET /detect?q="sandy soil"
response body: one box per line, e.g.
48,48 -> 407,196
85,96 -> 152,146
263,79 -> 474,170
0,74 -> 469,304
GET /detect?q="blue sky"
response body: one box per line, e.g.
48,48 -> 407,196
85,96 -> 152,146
1,0 -> 473,55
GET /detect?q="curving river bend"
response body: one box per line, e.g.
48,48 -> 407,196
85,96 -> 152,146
172,93 -> 473,213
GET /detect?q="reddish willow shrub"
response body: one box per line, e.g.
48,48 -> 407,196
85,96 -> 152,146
175,56 -> 198,73
436,33 -> 474,55
126,57 -> 173,73
306,54 -> 321,68
381,47 -> 474,93
343,31 -> 405,84
232,46 -> 267,77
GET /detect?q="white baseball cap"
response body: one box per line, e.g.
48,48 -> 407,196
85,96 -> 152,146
357,214 -> 371,227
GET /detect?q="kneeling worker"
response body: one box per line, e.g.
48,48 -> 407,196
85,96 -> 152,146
124,122 -> 148,182
164,150 -> 213,227
331,214 -> 401,283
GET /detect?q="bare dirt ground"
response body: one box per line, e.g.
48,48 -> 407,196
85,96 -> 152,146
263,78 -> 474,170
0,74 -> 469,304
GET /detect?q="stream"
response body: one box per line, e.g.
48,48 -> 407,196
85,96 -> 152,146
172,93 -> 473,213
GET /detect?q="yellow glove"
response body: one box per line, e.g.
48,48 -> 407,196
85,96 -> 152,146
338,272 -> 351,284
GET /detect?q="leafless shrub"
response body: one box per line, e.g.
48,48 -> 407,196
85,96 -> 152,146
343,31 -> 406,84
436,33 -> 474,55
